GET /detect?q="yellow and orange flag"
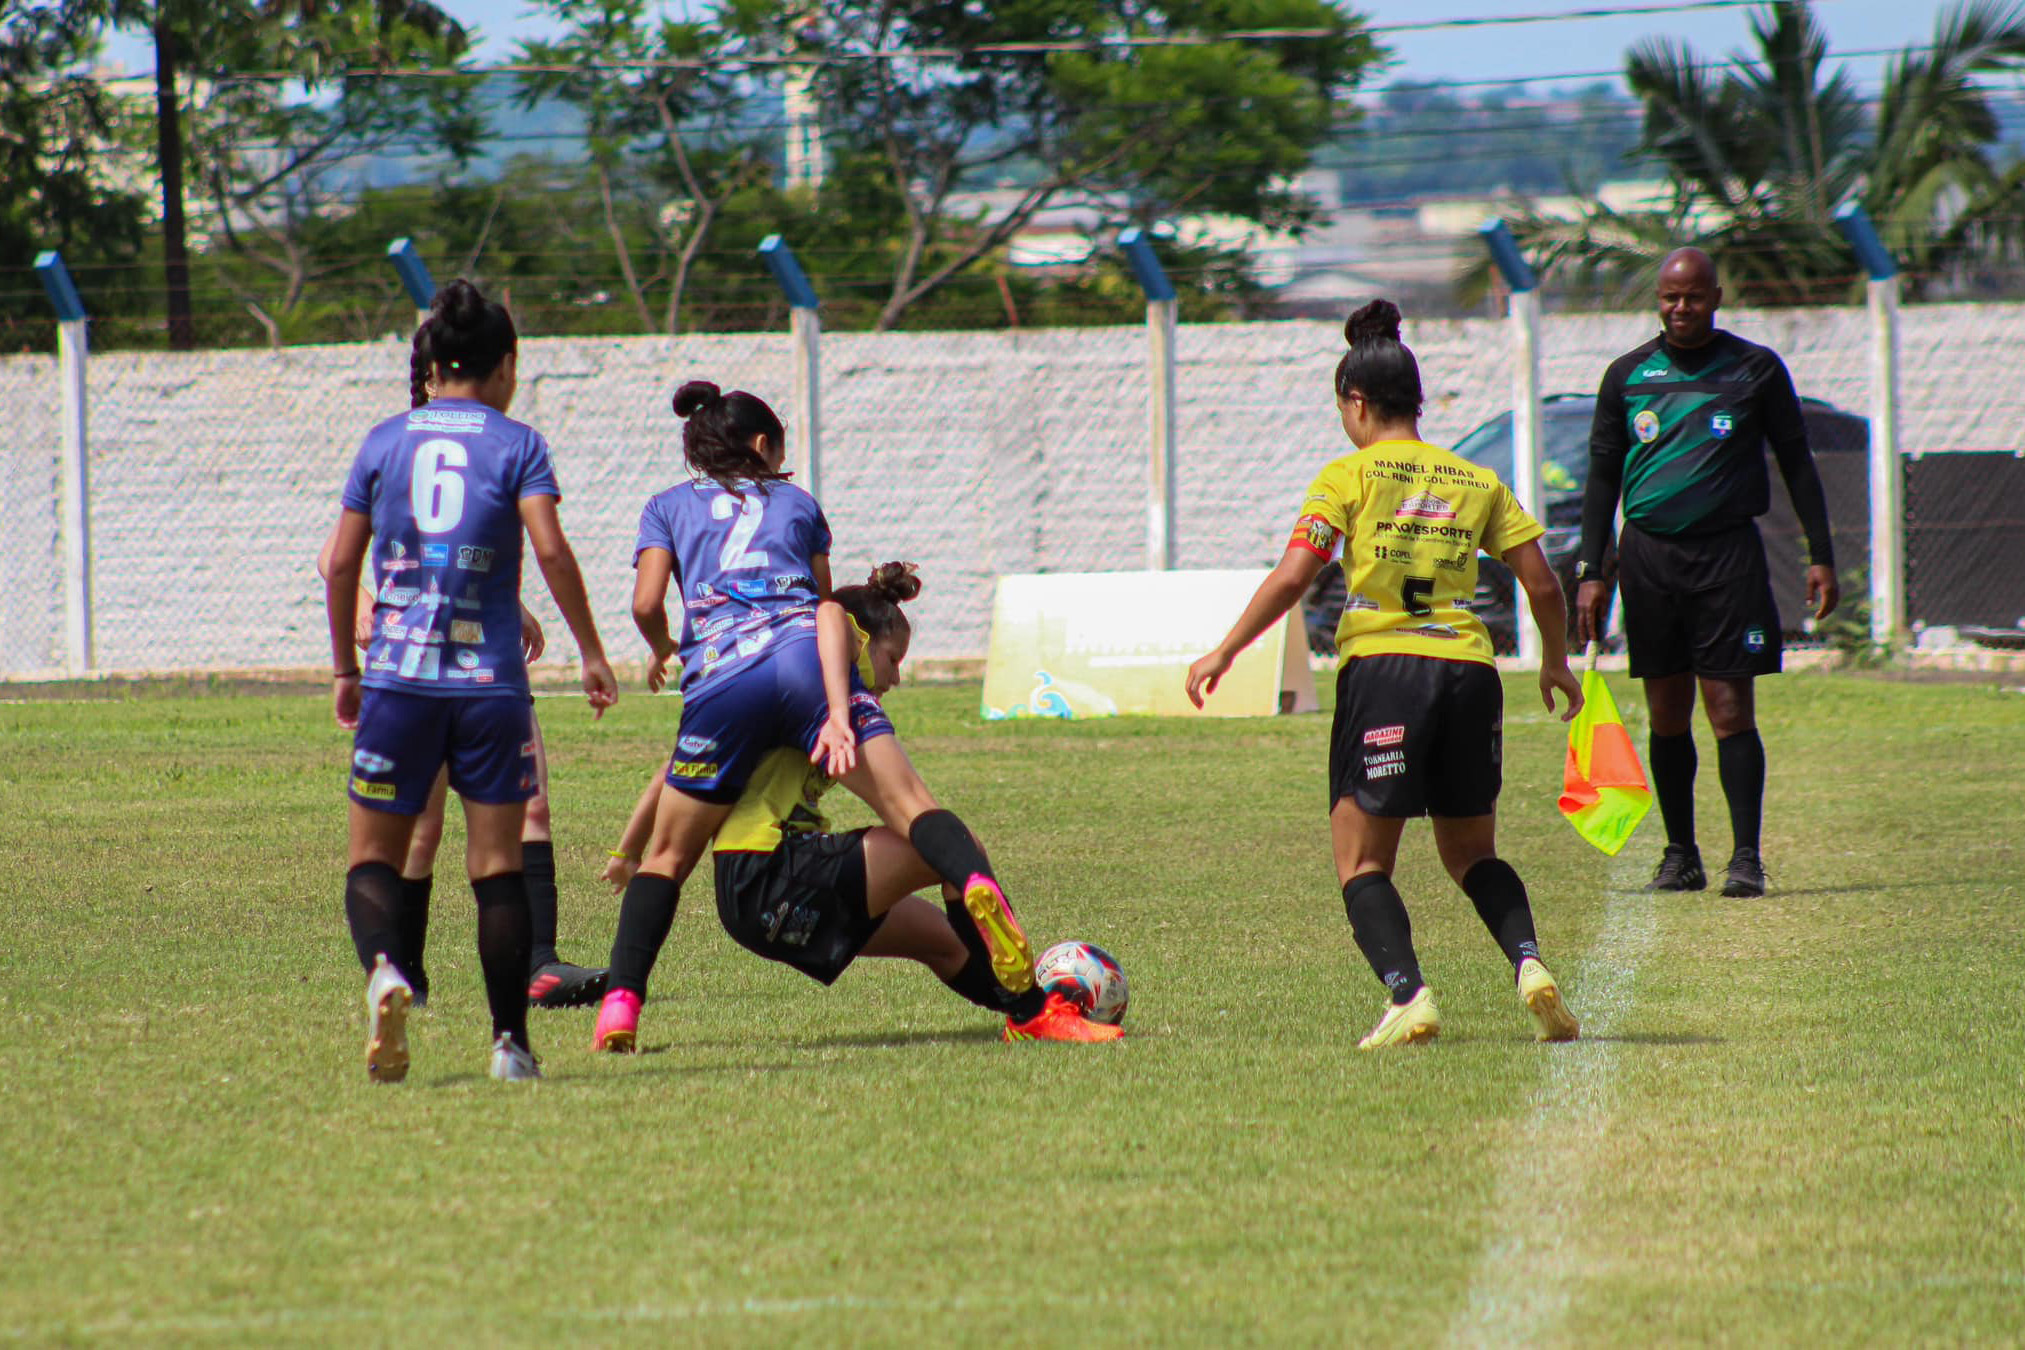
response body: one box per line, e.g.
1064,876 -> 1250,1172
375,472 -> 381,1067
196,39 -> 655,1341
1558,647 -> 1651,854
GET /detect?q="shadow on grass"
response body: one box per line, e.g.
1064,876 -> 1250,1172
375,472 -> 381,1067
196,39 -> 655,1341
423,1057 -> 808,1087
686,1026 -> 1009,1051
1579,1032 -> 1724,1046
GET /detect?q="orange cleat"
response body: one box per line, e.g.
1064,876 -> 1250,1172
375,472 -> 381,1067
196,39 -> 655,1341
1004,991 -> 1124,1043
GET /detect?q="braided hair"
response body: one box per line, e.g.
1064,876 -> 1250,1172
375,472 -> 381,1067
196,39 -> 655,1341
408,323 -> 433,408
672,380 -> 787,490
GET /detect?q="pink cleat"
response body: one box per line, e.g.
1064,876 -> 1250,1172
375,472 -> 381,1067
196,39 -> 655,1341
593,988 -> 641,1053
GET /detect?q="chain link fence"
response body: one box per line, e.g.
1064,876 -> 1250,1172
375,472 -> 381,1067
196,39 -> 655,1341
3,303 -> 2023,681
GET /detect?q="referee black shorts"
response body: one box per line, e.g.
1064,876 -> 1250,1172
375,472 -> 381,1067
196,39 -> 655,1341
1617,520 -> 1783,680
1329,653 -> 1503,819
713,830 -> 886,986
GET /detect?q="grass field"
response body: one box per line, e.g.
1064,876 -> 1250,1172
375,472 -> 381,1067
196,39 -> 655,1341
2,672 -> 2022,1345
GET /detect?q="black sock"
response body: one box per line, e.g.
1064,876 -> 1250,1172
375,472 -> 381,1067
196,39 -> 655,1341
909,809 -> 994,891
1716,729 -> 1766,853
1649,731 -> 1698,850
522,840 -> 560,969
1461,858 -> 1540,973
940,951 -> 1045,1021
473,872 -> 531,1050
398,874 -> 433,1002
345,862 -> 405,978
608,873 -> 681,999
1342,872 -> 1423,1005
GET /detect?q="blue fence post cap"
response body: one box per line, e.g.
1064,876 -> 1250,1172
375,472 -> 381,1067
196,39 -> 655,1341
386,238 -> 437,308
34,251 -> 87,321
1833,203 -> 1898,281
1478,219 -> 1537,293
1118,227 -> 1177,303
759,235 -> 820,310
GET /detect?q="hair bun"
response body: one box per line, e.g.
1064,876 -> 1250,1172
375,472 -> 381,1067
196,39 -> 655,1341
672,380 -> 723,418
431,278 -> 487,329
867,561 -> 921,603
1344,298 -> 1403,347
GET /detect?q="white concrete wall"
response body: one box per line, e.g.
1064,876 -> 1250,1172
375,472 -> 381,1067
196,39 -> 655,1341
1,304 -> 2018,679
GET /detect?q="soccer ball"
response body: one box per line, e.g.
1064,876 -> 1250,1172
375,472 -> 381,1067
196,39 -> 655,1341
1034,941 -> 1128,1025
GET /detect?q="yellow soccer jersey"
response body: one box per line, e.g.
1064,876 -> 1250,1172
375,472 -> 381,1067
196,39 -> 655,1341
714,748 -> 834,854
1289,438 -> 1543,665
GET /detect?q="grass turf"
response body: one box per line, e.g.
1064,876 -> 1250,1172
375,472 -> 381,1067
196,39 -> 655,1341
1,673 -> 2020,1344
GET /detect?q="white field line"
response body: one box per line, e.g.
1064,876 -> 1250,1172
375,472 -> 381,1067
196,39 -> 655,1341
1448,852 -> 1659,1348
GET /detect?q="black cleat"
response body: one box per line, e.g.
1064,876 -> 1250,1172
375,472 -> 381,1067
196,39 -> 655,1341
528,961 -> 610,1009
1643,844 -> 1707,892
1720,847 -> 1768,898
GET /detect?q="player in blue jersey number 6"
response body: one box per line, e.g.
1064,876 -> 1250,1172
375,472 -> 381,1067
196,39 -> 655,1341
1188,300 -> 1584,1051
324,279 -> 617,1084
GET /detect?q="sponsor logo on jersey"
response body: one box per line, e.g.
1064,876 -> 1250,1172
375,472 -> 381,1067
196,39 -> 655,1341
351,777 -> 397,800
370,654 -> 397,672
1710,411 -> 1734,439
1363,724 -> 1406,747
421,543 -> 450,566
1635,363 -> 1670,381
449,619 -> 484,645
383,622 -> 407,641
1434,551 -> 1470,572
457,545 -> 494,572
397,644 -> 441,680
686,583 -> 727,611
474,669 -> 494,684
1401,624 -> 1460,640
455,649 -> 479,670
353,750 -> 396,772
1396,491 -> 1456,521
667,759 -> 720,779
520,740 -> 538,757
379,584 -> 419,607
729,579 -> 771,599
1363,749 -> 1406,779
677,734 -> 717,756
1346,591 -> 1379,611
382,542 -> 418,573
694,614 -> 737,640
407,407 -> 485,433
772,574 -> 812,593
1745,627 -> 1765,651
414,580 -> 446,610
1633,409 -> 1661,444
736,630 -> 775,659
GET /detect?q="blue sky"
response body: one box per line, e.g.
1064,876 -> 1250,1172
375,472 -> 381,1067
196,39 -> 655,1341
97,0 -> 1962,93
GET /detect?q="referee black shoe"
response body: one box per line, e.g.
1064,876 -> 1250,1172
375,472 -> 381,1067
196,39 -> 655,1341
1644,844 -> 1707,892
1720,847 -> 1768,898
528,961 -> 609,1009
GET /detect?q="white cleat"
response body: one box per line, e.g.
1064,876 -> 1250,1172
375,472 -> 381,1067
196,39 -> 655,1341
489,1033 -> 542,1082
364,954 -> 413,1084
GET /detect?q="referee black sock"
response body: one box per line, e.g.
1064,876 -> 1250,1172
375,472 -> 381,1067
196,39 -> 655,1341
344,862 -> 406,979
940,951 -> 1045,1022
397,873 -> 433,1003
1716,729 -> 1766,854
1649,731 -> 1699,849
1460,858 -> 1540,974
608,873 -> 681,999
1343,872 -> 1423,1005
472,872 -> 532,1050
522,840 -> 561,970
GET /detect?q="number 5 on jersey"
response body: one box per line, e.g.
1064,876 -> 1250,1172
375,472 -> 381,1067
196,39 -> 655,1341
711,492 -> 770,570
411,438 -> 467,533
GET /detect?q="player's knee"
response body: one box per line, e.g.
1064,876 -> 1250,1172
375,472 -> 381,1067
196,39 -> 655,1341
521,792 -> 552,840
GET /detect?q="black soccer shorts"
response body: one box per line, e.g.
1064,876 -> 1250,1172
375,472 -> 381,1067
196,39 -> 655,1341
1617,520 -> 1783,680
1329,652 -> 1503,819
713,829 -> 886,986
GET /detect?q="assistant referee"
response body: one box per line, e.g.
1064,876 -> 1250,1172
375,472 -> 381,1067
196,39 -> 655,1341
1574,247 -> 1838,898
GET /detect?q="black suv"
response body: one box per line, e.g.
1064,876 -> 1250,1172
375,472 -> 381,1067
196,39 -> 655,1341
1304,393 -> 1870,656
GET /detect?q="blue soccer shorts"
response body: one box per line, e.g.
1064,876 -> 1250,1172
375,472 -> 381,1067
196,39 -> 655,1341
348,687 -> 536,814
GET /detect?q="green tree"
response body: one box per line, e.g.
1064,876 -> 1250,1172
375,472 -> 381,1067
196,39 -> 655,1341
804,0 -> 1381,330
1481,0 -> 2025,305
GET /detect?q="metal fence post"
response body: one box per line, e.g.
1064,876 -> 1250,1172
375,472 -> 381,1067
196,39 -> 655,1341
759,235 -> 821,500
1479,219 -> 1543,665
35,250 -> 92,676
386,237 -> 437,330
1120,228 -> 1178,571
1833,203 -> 1906,649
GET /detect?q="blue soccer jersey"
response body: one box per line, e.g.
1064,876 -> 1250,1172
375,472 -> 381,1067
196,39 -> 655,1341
634,478 -> 831,694
341,398 -> 560,698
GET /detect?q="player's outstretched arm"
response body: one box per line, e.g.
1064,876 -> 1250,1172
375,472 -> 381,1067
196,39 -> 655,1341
520,494 -> 617,717
812,599 -> 859,778
1505,538 -> 1583,722
324,509 -> 373,729
1186,547 -> 1325,708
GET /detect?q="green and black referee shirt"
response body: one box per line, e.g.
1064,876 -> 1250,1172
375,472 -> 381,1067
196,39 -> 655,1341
1578,329 -> 1834,571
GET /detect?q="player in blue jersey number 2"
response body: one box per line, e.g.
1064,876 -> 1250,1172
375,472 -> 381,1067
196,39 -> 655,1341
324,279 -> 617,1084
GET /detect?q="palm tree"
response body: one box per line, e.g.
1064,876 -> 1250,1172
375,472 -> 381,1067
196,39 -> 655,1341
1475,0 -> 2025,305
94,0 -> 468,347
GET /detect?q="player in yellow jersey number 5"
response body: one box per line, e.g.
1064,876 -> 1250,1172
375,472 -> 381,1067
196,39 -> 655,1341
1188,300 -> 1585,1051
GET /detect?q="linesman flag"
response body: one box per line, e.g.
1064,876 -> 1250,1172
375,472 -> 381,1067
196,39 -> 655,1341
1559,646 -> 1651,855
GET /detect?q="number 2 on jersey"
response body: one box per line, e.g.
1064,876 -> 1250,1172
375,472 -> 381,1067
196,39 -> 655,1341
710,492 -> 771,570
410,438 -> 468,533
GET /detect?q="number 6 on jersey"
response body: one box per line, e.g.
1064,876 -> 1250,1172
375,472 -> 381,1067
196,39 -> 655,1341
410,438 -> 468,533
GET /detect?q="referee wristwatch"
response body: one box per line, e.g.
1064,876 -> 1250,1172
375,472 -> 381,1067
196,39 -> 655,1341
1573,561 -> 1606,584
